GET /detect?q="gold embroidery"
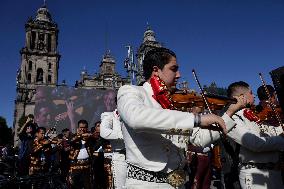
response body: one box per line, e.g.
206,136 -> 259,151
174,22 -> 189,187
167,169 -> 187,188
165,128 -> 191,135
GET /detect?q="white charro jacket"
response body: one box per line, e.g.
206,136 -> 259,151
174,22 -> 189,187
227,108 -> 284,163
226,109 -> 284,189
117,82 -> 236,172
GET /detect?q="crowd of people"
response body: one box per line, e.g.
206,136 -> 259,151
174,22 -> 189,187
1,46 -> 284,189
12,115 -> 113,189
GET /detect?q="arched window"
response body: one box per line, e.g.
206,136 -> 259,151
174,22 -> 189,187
39,33 -> 45,41
28,61 -> 32,71
31,31 -> 36,49
27,74 -> 31,83
36,68 -> 44,82
48,75 -> 52,83
47,34 -> 51,52
38,42 -> 44,50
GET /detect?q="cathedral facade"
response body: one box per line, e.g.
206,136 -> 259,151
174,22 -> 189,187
77,50 -> 130,90
77,26 -> 163,88
13,4 -> 164,145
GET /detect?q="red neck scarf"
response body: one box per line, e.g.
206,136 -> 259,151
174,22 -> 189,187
243,108 -> 261,124
150,75 -> 175,110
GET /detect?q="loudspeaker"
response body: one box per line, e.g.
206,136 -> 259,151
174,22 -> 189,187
270,66 -> 284,111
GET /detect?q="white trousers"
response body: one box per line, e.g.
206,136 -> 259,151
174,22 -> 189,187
112,152 -> 127,189
239,167 -> 284,189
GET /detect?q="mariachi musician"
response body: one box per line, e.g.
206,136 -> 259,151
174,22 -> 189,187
171,71 -> 242,189
223,81 -> 284,189
100,108 -> 127,189
67,119 -> 94,189
29,127 -> 52,175
117,47 -> 245,189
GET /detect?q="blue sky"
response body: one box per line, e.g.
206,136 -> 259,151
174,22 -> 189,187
1,0 -> 284,127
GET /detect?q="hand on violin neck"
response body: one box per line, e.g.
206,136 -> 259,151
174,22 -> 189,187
226,95 -> 248,117
81,132 -> 92,140
199,114 -> 227,134
81,132 -> 92,137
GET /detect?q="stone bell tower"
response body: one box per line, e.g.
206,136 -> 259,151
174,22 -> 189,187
136,25 -> 162,85
18,5 -> 60,86
14,4 -> 60,146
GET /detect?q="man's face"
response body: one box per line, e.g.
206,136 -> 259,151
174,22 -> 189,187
77,123 -> 88,135
36,129 -> 45,140
243,88 -> 255,105
157,57 -> 180,89
35,107 -> 51,127
104,92 -> 116,111
93,124 -> 100,139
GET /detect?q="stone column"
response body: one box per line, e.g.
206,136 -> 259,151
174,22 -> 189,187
26,31 -> 31,49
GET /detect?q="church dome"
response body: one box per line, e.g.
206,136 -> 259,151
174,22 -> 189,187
35,5 -> 52,22
81,66 -> 88,76
143,25 -> 156,43
102,50 -> 115,64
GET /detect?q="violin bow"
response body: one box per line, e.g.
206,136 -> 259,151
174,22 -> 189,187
192,69 -> 225,171
192,69 -> 212,114
259,73 -> 283,127
192,69 -> 226,136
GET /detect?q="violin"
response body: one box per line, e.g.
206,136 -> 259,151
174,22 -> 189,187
40,137 -> 62,146
37,138 -> 53,153
257,73 -> 284,129
39,138 -> 51,145
171,90 -> 237,112
72,132 -> 93,142
253,105 -> 284,126
81,132 -> 93,140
